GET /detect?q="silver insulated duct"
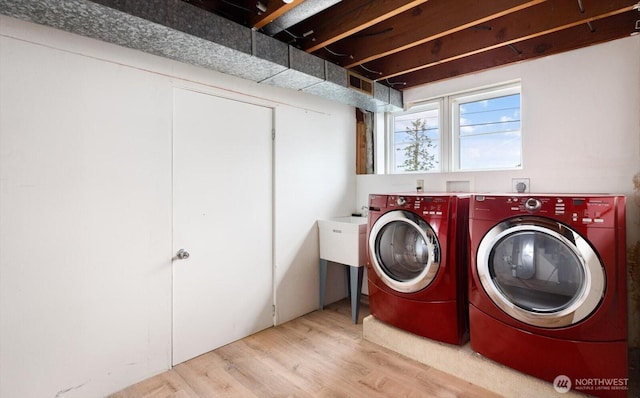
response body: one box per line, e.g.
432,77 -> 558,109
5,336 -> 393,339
0,0 -> 402,113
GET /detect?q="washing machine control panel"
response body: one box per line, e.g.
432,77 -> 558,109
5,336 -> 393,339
472,194 -> 623,228
524,198 -> 541,211
384,195 -> 450,218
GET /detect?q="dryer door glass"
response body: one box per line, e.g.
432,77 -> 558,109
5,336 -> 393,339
489,231 -> 584,313
476,217 -> 605,328
370,211 -> 441,293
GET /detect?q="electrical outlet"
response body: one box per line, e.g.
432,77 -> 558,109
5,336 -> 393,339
512,178 -> 530,193
416,179 -> 424,192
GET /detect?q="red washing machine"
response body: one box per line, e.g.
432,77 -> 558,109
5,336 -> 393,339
367,193 -> 469,345
468,194 -> 628,398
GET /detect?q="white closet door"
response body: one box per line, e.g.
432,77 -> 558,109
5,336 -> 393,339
172,88 -> 273,365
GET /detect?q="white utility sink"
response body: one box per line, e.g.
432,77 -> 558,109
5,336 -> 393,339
317,216 -> 368,324
317,216 -> 367,267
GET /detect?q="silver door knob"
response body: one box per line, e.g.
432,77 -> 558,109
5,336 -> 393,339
176,249 -> 190,260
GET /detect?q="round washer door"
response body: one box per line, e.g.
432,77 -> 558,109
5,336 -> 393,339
477,216 -> 605,328
368,210 -> 441,293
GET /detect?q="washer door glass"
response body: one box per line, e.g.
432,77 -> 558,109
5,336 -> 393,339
369,211 -> 440,293
477,217 -> 605,328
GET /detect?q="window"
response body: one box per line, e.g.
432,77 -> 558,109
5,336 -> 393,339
453,85 -> 522,171
389,102 -> 441,173
388,83 -> 521,173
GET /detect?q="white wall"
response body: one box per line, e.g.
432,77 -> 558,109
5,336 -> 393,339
357,35 -> 640,347
273,106 -> 356,321
0,15 -> 355,398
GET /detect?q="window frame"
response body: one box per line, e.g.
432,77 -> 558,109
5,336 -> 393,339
386,82 -> 522,174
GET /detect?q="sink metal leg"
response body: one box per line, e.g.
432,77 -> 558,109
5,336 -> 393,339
345,266 -> 351,300
349,266 -> 364,324
320,260 -> 364,323
319,258 -> 327,310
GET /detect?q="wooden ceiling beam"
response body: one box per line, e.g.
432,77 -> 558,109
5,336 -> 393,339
396,12 -> 638,88
297,0 -> 430,53
250,0 -> 302,29
273,0 -> 429,49
366,0 -> 637,81
328,0 -> 546,69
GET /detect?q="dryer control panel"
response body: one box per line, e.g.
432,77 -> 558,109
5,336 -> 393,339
471,194 -> 625,228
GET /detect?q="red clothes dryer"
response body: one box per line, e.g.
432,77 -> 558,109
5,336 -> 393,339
367,194 -> 470,345
468,194 -> 628,398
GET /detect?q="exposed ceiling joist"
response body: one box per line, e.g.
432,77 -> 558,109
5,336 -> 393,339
318,0 -> 547,68
251,0 -> 300,29
368,0 -> 637,81
398,11 -> 638,87
292,0 -> 430,53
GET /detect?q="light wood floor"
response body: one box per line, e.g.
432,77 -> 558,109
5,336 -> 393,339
110,299 -> 500,397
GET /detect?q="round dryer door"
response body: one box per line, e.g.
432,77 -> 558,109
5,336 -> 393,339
369,210 -> 441,293
477,216 -> 605,328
